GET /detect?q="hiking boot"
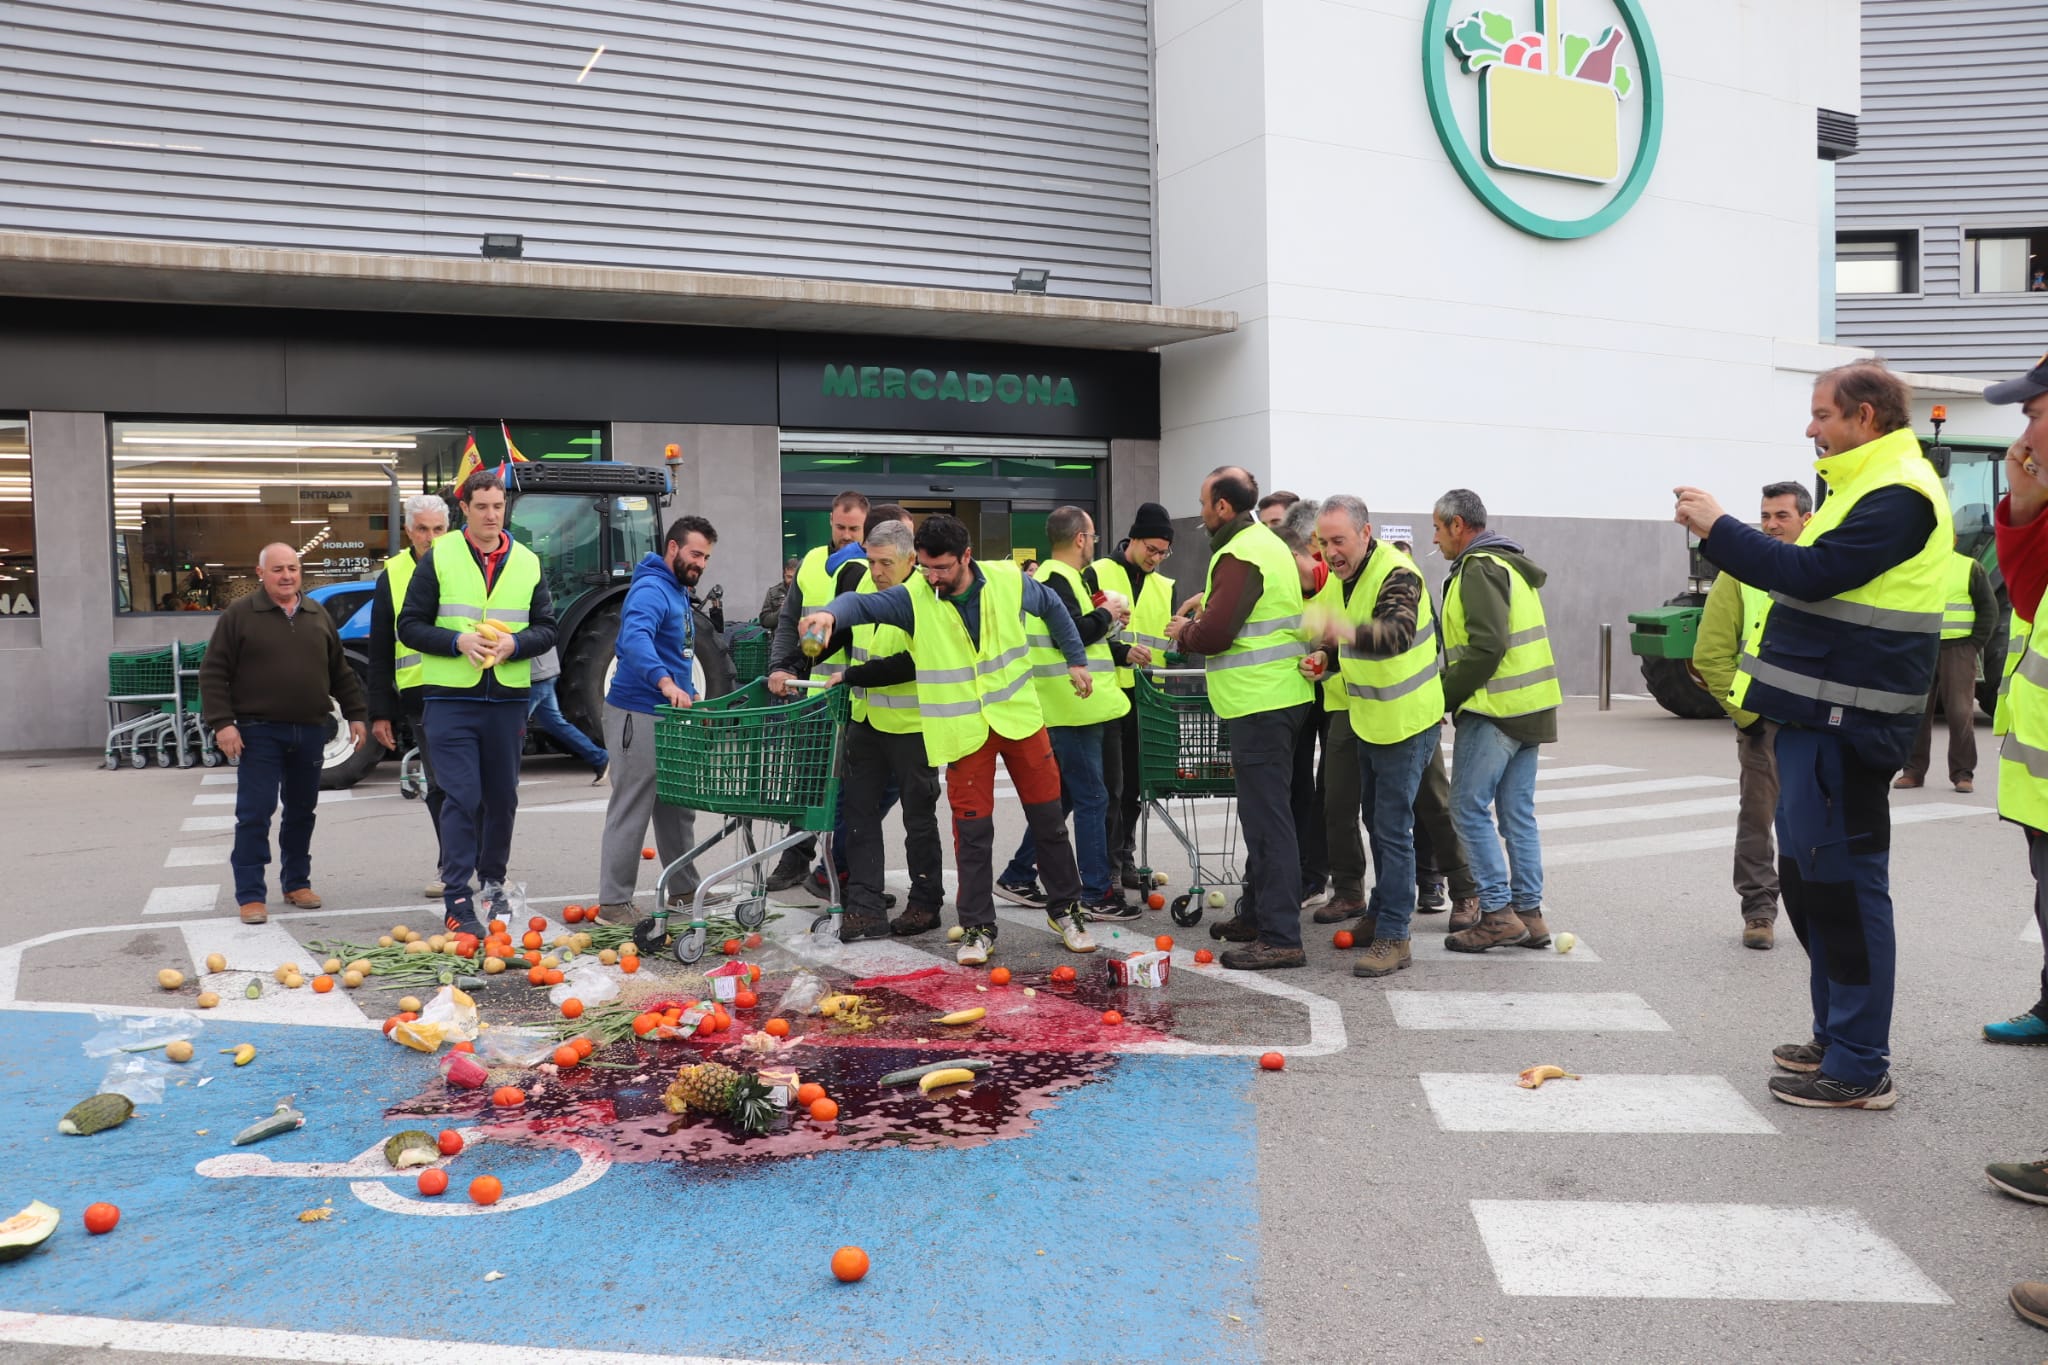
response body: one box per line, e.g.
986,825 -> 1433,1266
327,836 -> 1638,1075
1048,904 -> 1099,953
1743,918 -> 1775,950
996,879 -> 1049,909
1772,1039 -> 1825,1073
1313,896 -> 1368,925
838,912 -> 892,943
764,849 -> 812,892
238,901 -> 267,925
1892,773 -> 1922,789
1987,1158 -> 2048,1206
1767,1071 -> 1896,1109
1083,892 -> 1143,923
1120,862 -> 1149,892
956,926 -> 996,966
2011,1282 -> 2048,1331
1352,937 -> 1412,978
1446,897 -> 1481,931
890,903 -> 943,936
1446,909 -> 1528,953
1513,908 -> 1551,948
1220,941 -> 1307,971
1984,1013 -> 2048,1045
282,888 -> 322,909
1416,879 -> 1448,913
1208,913 -> 1259,942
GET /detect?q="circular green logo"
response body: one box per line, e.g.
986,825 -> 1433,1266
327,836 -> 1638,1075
1422,0 -> 1664,239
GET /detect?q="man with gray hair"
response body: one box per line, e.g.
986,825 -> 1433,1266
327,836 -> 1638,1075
369,493 -> 452,895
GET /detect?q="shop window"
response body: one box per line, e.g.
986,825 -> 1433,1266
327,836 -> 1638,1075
1835,231 -> 1917,295
782,507 -> 831,559
0,418 -> 34,617
111,421 -> 606,614
1965,230 -> 2048,294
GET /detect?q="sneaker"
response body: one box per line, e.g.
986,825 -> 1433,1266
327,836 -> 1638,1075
1445,909 -> 1528,953
1208,913 -> 1259,942
956,926 -> 996,966
1120,862 -> 1148,892
443,903 -> 486,940
1301,881 -> 1330,910
890,903 -> 943,936
996,879 -> 1049,909
1219,941 -> 1307,971
804,868 -> 836,902
838,913 -> 892,943
2010,1281 -> 2048,1331
1766,1071 -> 1897,1110
423,880 -> 445,899
1743,917 -> 1775,950
1446,897 -> 1481,932
1986,1158 -> 2048,1206
764,849 -> 812,892
1984,1013 -> 2048,1045
1352,937 -> 1412,978
1048,904 -> 1099,953
1512,908 -> 1551,949
1772,1039 -> 1825,1073
1312,896 -> 1368,926
591,762 -> 609,785
1083,893 -> 1143,923
1416,879 -> 1448,913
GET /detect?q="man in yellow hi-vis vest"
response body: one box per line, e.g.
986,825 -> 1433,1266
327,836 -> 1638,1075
398,470 -> 559,940
1675,359 -> 1951,1112
1090,502 -> 1177,890
1897,540 -> 1994,791
368,493 -> 450,897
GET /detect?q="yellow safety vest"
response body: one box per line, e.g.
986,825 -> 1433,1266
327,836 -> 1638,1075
909,562 -> 1043,766
418,536 -> 541,689
1202,522 -> 1312,720
797,544 -> 851,678
1090,555 -> 1176,690
1442,550 -> 1562,719
1339,541 -> 1446,744
1996,609 -> 2031,738
2000,614 -> 2048,832
848,570 -> 922,735
1027,560 -> 1130,727
1941,552 -> 1976,640
386,550 -> 425,692
1306,569 -> 1348,713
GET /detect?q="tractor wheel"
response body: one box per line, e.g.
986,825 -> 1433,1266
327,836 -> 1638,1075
560,599 -> 621,746
319,658 -> 385,789
1636,592 -> 1723,720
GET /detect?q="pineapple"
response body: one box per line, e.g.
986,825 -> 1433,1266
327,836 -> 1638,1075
663,1063 -> 779,1136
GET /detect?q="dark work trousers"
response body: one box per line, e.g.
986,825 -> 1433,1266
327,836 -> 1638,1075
1772,725 -> 1897,1086
1233,702 -> 1309,949
1110,694 -> 1140,868
2027,828 -> 2048,1022
946,726 -> 1080,930
1733,720 -> 1781,922
843,720 -> 942,925
230,720 -> 326,905
1905,638 -> 1980,784
426,698 -> 526,919
401,695 -> 445,844
1413,742 -> 1477,900
1322,709 -> 1368,902
1293,706 -> 1329,895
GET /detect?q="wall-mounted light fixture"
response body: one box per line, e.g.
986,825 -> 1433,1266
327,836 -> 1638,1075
481,233 -> 525,259
1011,268 -> 1050,294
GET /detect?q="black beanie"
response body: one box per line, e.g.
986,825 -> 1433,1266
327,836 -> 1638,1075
1127,501 -> 1175,544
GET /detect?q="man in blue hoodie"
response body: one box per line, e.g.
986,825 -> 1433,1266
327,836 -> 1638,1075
594,515 -> 717,921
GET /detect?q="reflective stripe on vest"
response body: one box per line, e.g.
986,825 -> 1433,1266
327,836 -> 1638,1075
797,544 -> 852,673
1999,615 -> 2048,830
1308,571 -> 1348,712
849,575 -> 922,736
1996,610 -> 2031,738
386,551 -> 425,689
1442,551 -> 1562,720
909,563 -> 1043,766
1091,556 -> 1176,690
1028,560 -> 1130,727
1940,552 -> 1976,640
1338,541 -> 1445,743
418,538 -> 541,690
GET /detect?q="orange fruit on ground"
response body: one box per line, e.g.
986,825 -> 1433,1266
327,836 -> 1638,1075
543,969 -> 564,986
1333,930 -> 1355,949
584,908 -> 604,923
830,1246 -> 869,1282
734,989 -> 758,1009
437,1129 -> 463,1156
745,933 -> 762,948
1194,949 -> 1214,964
632,1013 -> 658,1036
522,931 -> 543,950
1258,1051 -> 1285,1071
311,975 -> 335,993
528,916 -> 547,932
527,966 -> 547,986
641,847 -> 656,860
82,1202 -> 120,1235
796,1082 -> 826,1107
1050,965 -> 1077,983
491,1086 -> 525,1107
561,998 -> 585,1020
468,1175 -> 503,1206
382,1014 -> 403,1035
764,1018 -> 790,1038
721,938 -> 741,956
809,1097 -> 840,1122
489,919 -> 507,934
572,1037 -> 594,1059
523,950 -> 541,967
1146,892 -> 1165,910
1101,1010 -> 1123,1026
1154,935 -> 1174,951
620,955 -> 640,974
748,964 -> 761,983
398,1011 -> 418,1023
452,1040 -> 475,1054
989,967 -> 1011,986
553,1045 -> 580,1069
417,1168 -> 449,1196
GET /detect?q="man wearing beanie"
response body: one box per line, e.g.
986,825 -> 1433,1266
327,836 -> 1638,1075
1091,502 -> 1178,890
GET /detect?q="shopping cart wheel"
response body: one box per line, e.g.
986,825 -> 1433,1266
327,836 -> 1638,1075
200,749 -> 221,768
631,917 -> 670,955
1170,894 -> 1203,928
103,753 -> 120,771
178,749 -> 198,769
734,898 -> 767,931
129,750 -> 148,770
399,784 -> 419,801
674,925 -> 707,965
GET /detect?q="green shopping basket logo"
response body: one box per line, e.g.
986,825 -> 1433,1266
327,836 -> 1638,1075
1425,0 -> 1663,239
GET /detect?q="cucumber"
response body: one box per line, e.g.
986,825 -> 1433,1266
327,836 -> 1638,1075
58,1093 -> 134,1136
877,1058 -> 993,1088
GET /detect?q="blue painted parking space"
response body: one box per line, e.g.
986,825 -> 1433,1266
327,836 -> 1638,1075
0,1009 -> 1260,1362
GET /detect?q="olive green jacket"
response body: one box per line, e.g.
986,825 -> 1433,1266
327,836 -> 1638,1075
1693,573 -> 1757,729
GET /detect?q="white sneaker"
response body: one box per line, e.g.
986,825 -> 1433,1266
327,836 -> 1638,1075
956,926 -> 995,966
1047,905 -> 1098,954
423,880 -> 445,898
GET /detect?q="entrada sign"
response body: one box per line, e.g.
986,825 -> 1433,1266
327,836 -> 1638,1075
1423,0 -> 1663,239
821,365 -> 1078,408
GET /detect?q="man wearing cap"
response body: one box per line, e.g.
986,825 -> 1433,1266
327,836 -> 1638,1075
1675,359 -> 1952,1112
1093,503 -> 1178,890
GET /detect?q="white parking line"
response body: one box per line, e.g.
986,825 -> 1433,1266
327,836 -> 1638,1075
143,885 -> 220,916
192,793 -> 236,805
1420,1073 -> 1776,1134
1387,990 -> 1669,1032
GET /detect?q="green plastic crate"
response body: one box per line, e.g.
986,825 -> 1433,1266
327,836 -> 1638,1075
653,679 -> 847,827
1134,671 -> 1234,799
727,625 -> 770,684
107,647 -> 176,697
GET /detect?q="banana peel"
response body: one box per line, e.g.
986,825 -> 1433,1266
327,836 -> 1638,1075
1516,1065 -> 1580,1090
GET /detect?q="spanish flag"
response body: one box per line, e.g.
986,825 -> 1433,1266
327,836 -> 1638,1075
497,420 -> 530,480
452,433 -> 485,488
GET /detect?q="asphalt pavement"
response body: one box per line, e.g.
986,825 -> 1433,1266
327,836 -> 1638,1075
0,696 -> 2043,1364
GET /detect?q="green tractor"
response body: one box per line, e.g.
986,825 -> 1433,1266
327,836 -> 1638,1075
1629,431 -> 2011,720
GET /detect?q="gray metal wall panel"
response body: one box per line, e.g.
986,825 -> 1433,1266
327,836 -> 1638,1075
1836,0 -> 2048,376
0,0 -> 1155,300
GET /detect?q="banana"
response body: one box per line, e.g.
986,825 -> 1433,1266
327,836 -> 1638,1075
917,1068 -> 979,1094
219,1043 -> 257,1067
932,1007 -> 986,1026
816,993 -> 862,1018
1516,1065 -> 1578,1089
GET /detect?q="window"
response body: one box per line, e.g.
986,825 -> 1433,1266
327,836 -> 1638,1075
111,421 -> 607,613
1965,230 -> 2048,294
1835,231 -> 1917,294
0,418 -> 33,617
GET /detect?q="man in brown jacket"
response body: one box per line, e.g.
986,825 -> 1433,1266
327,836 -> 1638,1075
200,543 -> 366,924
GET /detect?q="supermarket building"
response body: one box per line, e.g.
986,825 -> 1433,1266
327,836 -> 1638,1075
0,0 -> 1995,753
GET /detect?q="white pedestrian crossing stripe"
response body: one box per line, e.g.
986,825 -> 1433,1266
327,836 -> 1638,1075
1531,764 -> 1639,782
1544,802 -> 1991,866
1421,1073 -> 1775,1134
177,921 -> 375,1029
1538,796 -> 1736,831
2025,917 -> 2042,944
143,885 -> 219,916
1534,775 -> 1734,804
180,816 -> 235,833
1469,1200 -> 1951,1303
165,845 -> 230,867
1387,990 -> 1669,1031
200,773 -> 237,785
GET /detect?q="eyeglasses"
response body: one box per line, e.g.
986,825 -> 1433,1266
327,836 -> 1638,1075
917,560 -> 959,579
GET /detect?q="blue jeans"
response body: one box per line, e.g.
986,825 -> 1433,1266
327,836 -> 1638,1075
527,678 -> 609,772
230,720 -> 326,905
1450,713 -> 1543,912
1357,723 -> 1440,941
1001,722 -> 1112,900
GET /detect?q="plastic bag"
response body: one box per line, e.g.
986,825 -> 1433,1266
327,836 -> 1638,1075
500,881 -> 529,926
99,1055 -> 176,1104
777,970 -> 826,1016
417,985 -> 481,1042
474,1025 -> 556,1068
547,959 -> 620,1009
82,1009 -> 205,1058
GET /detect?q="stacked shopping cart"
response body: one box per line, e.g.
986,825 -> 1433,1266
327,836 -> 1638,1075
103,640 -> 222,769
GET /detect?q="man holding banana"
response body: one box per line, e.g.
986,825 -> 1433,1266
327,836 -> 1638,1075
398,469 -> 559,939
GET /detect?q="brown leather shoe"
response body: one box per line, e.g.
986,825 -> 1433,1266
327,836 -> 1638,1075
1446,897 -> 1481,932
1312,896 -> 1368,925
1445,908 -> 1528,953
1892,774 -> 1922,789
238,902 -> 268,924
282,888 -> 323,909
1218,941 -> 1306,971
1352,937 -> 1412,978
1743,917 -> 1775,950
2010,1280 -> 2048,1330
1954,778 -> 1974,793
